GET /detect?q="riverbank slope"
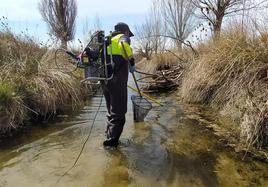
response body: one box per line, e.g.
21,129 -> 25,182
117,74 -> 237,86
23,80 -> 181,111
138,29 -> 268,161
0,25 -> 90,136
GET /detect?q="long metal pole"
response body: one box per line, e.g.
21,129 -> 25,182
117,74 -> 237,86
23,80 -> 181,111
131,72 -> 142,97
120,41 -> 142,97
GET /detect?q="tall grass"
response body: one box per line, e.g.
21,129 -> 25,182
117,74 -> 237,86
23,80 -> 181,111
0,19 -> 86,132
0,82 -> 25,132
137,50 -> 190,74
181,28 -> 268,149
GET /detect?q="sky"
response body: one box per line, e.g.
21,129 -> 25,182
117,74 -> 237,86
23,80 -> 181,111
0,0 -> 152,44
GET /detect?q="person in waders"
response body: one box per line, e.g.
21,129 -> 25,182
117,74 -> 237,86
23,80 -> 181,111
102,22 -> 135,147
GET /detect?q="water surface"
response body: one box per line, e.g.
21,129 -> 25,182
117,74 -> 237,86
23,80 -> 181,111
0,92 -> 267,187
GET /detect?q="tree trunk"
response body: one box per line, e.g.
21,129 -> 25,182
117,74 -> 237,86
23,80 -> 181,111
213,15 -> 223,40
61,39 -> 68,49
176,39 -> 182,50
213,1 -> 226,40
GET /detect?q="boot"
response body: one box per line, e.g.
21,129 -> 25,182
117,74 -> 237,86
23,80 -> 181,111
103,138 -> 119,147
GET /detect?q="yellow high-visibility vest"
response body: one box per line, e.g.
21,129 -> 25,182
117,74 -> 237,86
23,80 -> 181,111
107,34 -> 133,59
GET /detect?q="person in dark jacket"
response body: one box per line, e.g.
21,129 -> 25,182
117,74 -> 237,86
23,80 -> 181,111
102,22 -> 135,147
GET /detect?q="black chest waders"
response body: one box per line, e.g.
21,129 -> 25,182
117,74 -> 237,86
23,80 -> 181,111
54,31 -> 115,183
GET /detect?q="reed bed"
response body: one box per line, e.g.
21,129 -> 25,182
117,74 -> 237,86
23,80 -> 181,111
0,22 -> 86,133
181,29 -> 268,149
138,27 -> 268,150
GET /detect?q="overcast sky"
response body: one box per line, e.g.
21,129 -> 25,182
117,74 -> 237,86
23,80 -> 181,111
0,0 -> 152,43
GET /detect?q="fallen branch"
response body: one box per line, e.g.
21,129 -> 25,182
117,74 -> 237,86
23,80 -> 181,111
137,64 -> 184,93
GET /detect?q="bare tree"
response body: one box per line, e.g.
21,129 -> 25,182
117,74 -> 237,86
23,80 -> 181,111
135,0 -> 166,59
135,19 -> 155,60
160,0 -> 197,49
82,14 -> 103,46
191,0 -> 267,39
93,14 -> 102,31
39,0 -> 77,48
149,1 -> 167,54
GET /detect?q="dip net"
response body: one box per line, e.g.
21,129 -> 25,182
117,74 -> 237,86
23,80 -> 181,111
131,95 -> 152,122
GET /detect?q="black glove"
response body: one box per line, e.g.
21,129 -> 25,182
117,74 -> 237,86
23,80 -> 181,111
129,57 -> 135,66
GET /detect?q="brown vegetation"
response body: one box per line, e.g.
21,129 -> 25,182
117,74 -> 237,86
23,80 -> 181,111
137,25 -> 268,158
136,52 -> 187,92
180,28 -> 268,150
0,22 -> 87,133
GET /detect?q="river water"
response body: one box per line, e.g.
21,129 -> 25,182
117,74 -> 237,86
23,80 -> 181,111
0,90 -> 267,187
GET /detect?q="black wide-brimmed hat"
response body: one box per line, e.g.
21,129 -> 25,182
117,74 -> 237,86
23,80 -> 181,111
114,22 -> 134,37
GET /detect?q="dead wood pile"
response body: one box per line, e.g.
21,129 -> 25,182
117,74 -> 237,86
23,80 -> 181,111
136,64 -> 184,93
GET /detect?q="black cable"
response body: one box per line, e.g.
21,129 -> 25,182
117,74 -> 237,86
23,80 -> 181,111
134,69 -> 156,76
55,94 -> 103,185
54,48 -> 79,73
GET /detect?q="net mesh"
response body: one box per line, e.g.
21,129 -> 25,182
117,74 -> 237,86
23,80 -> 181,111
131,95 -> 152,122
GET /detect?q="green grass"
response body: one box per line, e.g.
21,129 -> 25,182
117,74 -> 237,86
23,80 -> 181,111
0,82 -> 16,106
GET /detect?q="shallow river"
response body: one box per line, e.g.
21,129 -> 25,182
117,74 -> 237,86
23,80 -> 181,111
0,90 -> 267,187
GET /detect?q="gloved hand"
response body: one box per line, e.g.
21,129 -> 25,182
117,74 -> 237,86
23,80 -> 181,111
129,57 -> 135,66
129,65 -> 135,73
76,53 -> 83,65
76,53 -> 82,61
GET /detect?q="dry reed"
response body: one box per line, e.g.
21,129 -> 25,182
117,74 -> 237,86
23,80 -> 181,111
0,19 -> 86,133
137,51 -> 188,74
181,28 -> 268,149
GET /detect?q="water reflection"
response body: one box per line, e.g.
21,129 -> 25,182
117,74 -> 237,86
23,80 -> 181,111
0,94 -> 267,187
